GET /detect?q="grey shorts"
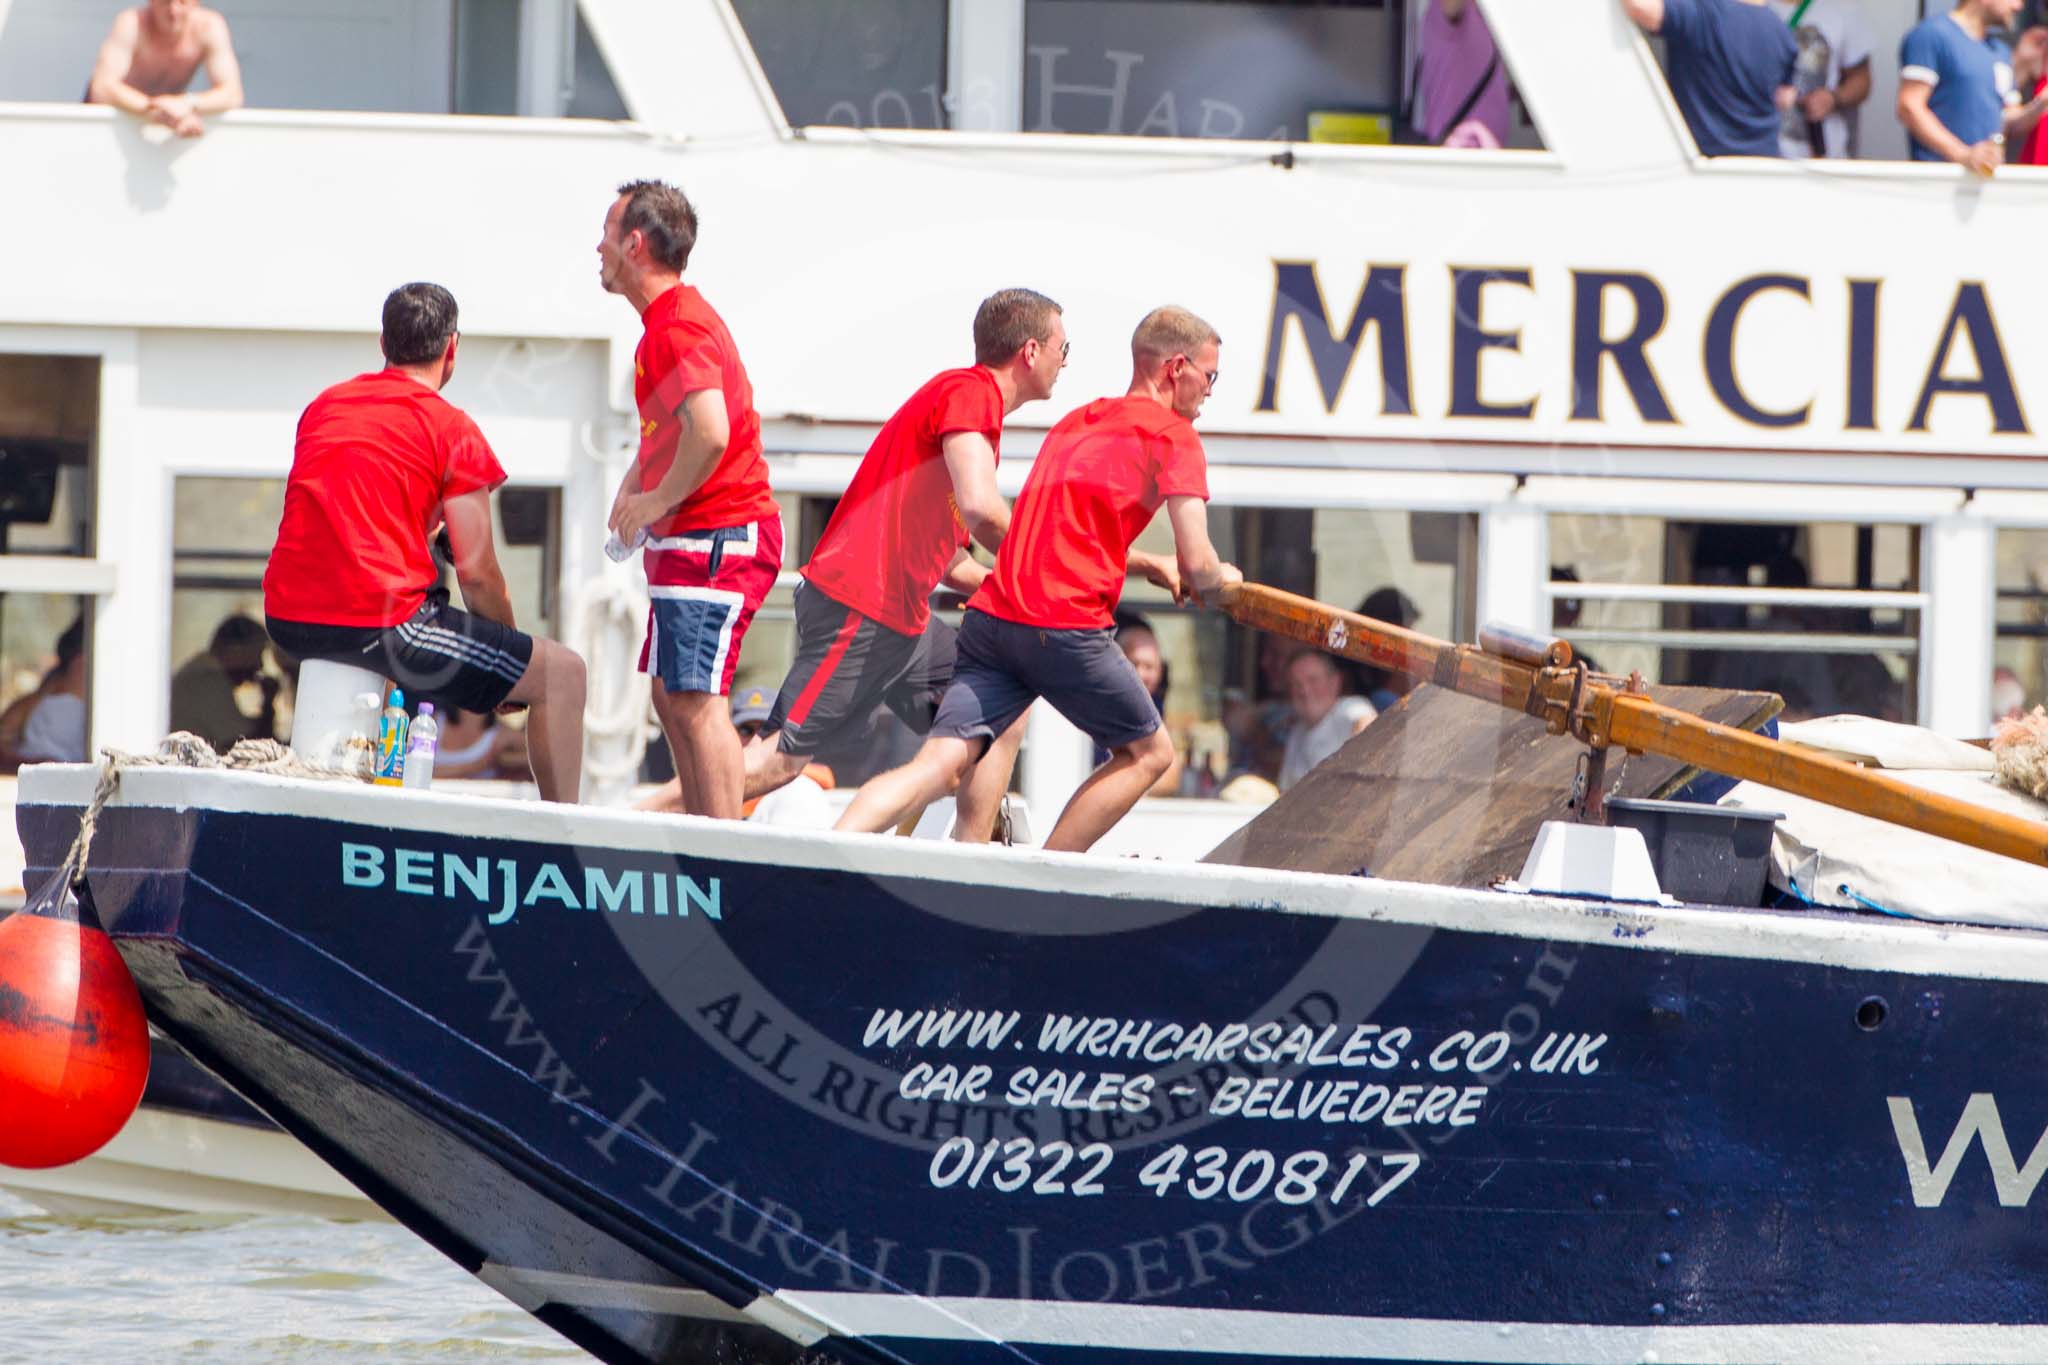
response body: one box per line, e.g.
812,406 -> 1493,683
768,582 -> 957,757
930,610 -> 1161,755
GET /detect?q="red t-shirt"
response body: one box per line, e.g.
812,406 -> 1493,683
2024,76 -> 2048,166
264,369 -> 506,627
971,395 -> 1210,631
802,367 -> 1004,636
635,284 -> 775,536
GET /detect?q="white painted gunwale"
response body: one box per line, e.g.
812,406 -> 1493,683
20,762 -> 2048,982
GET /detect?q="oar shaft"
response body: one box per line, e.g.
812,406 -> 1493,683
1601,697 -> 2048,869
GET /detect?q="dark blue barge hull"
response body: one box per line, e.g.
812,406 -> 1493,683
20,765 -> 2048,1364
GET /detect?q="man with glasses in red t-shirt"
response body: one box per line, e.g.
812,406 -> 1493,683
838,306 -> 1240,853
600,179 -> 782,819
638,288 -> 1069,832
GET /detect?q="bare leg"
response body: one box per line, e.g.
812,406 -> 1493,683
836,736 -> 978,834
504,636 -> 586,804
653,683 -> 744,819
1042,728 -> 1174,854
951,708 -> 1029,843
742,732 -> 813,802
634,777 -> 682,813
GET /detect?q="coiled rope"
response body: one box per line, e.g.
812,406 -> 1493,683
54,733 -> 360,890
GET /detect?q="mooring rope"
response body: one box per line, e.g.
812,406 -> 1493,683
56,733 -> 364,890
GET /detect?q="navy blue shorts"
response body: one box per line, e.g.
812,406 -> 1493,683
931,610 -> 1160,754
768,581 -> 956,757
267,596 -> 533,714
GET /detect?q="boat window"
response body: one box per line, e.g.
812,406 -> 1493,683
1994,528 -> 2048,724
1117,505 -> 1477,797
1547,513 -> 1921,724
0,1 -> 629,119
1022,0 -> 1544,148
0,355 -> 95,561
453,0 -> 629,118
170,477 -> 560,755
0,353 -> 99,772
730,0 -> 951,129
0,594 -> 90,775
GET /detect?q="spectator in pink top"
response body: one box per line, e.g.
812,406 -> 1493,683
1412,0 -> 1512,147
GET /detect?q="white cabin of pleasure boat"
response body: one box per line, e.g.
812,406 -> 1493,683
4,0 -> 2048,901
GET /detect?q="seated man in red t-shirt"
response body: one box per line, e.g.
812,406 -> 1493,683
264,283 -> 588,802
837,306 -> 1242,853
601,180 -> 782,820
637,288 -> 1070,832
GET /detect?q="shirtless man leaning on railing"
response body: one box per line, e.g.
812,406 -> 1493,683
86,0 -> 243,140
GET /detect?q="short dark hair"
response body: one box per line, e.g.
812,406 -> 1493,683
55,616 -> 85,667
617,179 -> 698,272
381,283 -> 458,367
973,288 -> 1062,367
209,615 -> 267,655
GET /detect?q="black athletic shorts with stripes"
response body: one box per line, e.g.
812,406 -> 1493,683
766,580 -> 956,758
266,594 -> 534,714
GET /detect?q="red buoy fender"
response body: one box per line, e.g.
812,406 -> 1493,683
0,875 -> 150,1169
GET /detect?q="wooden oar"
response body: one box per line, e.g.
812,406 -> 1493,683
1219,581 -> 2048,870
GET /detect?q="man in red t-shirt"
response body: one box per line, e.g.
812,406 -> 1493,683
838,306 -> 1241,853
638,288 -> 1068,831
264,283 -> 588,801
600,179 -> 782,819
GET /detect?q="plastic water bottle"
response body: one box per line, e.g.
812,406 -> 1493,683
403,702 -> 440,790
374,687 -> 409,787
604,527 -> 648,562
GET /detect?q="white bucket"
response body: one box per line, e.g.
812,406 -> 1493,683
289,658 -> 388,764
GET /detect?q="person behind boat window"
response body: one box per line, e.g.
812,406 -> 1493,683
1224,632 -> 1302,784
262,283 -> 588,802
1620,0 -> 1797,157
634,288 -> 1062,833
1897,0 -> 2041,173
1093,616 -> 1184,797
1411,0 -> 1512,148
169,613 -> 279,754
728,686 -> 837,825
1769,0 -> 1873,157
85,0 -> 243,140
1702,554 -> 1840,721
1351,585 -> 1422,713
2010,25 -> 2048,161
0,617 -> 88,771
599,179 -> 782,821
1993,665 -> 2029,725
836,305 -> 1240,854
432,706 -> 526,781
1278,650 -> 1376,792
1549,567 -> 1603,675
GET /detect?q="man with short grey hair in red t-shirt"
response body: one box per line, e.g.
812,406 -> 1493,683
264,283 -> 588,802
837,306 -> 1241,854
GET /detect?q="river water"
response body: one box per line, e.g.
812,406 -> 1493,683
0,1190 -> 583,1362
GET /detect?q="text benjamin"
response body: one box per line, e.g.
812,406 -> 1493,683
340,841 -> 722,927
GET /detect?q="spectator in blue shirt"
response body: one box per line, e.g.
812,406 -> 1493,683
1623,0 -> 1798,157
1897,0 -> 2044,172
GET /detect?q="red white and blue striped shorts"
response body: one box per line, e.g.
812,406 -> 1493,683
637,513 -> 784,697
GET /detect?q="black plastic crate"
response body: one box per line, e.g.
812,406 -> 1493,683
1605,797 -> 1783,906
